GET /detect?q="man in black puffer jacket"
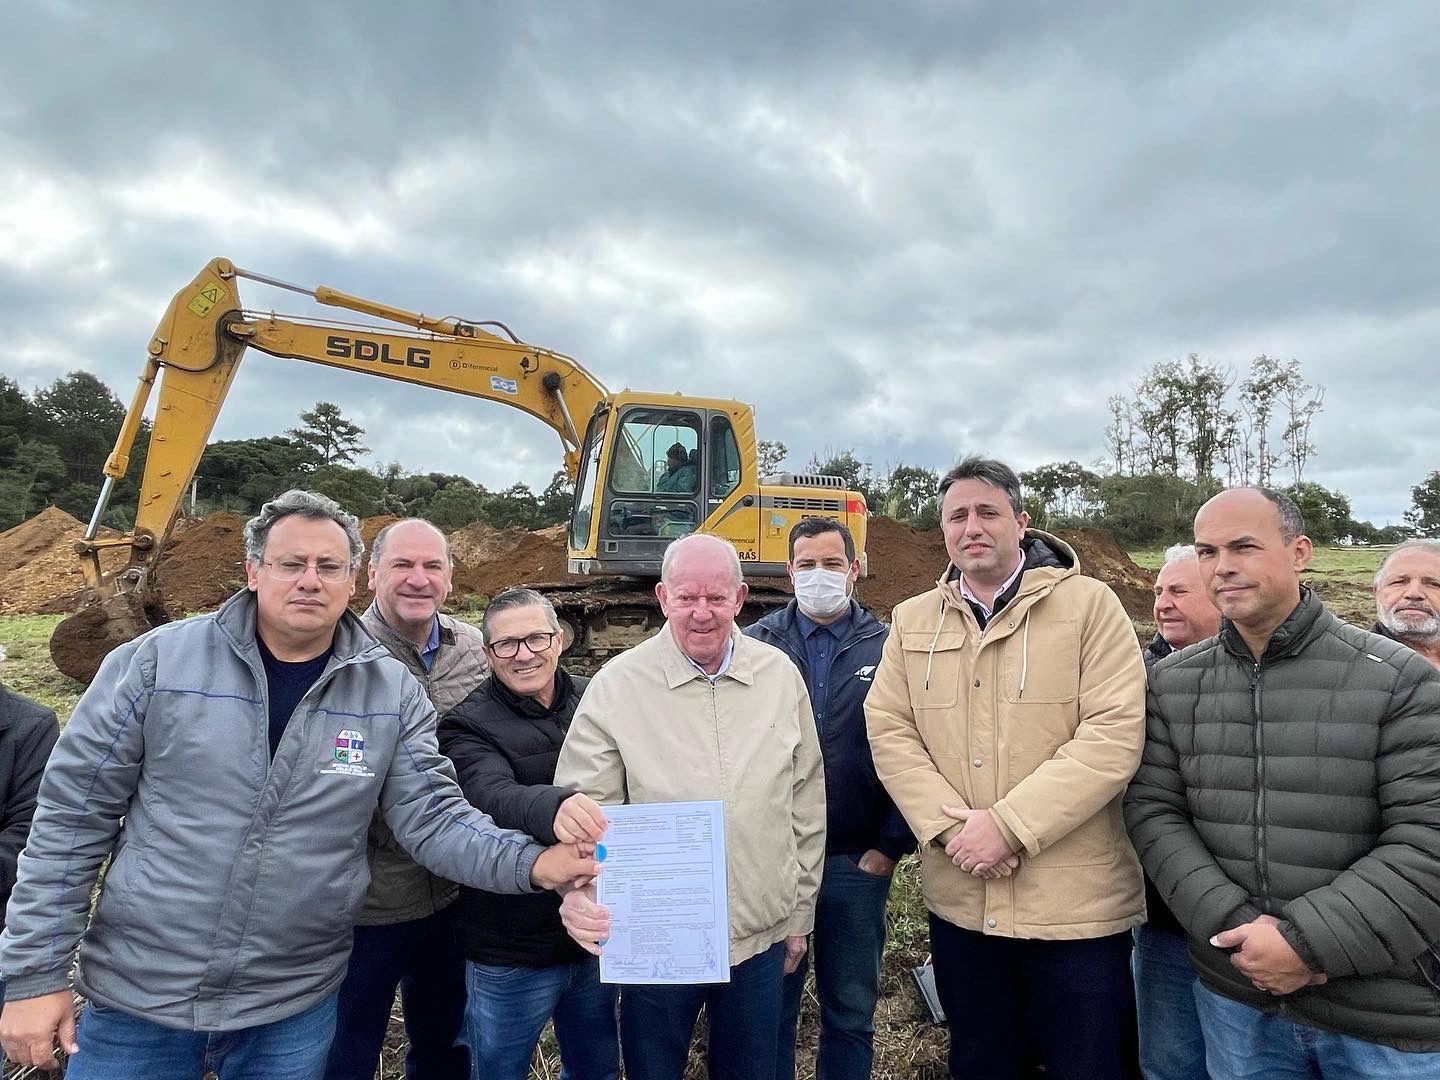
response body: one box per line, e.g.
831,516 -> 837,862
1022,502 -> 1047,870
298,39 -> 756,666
438,589 -> 618,1080
1126,488 -> 1440,1078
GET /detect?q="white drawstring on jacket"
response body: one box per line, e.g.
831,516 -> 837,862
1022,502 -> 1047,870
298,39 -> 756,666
923,598 -> 946,691
1017,610 -> 1030,700
923,598 -> 1031,696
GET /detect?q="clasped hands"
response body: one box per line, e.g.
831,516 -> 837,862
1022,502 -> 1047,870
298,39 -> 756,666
941,804 -> 1020,878
1211,913 -> 1327,997
531,793 -> 610,890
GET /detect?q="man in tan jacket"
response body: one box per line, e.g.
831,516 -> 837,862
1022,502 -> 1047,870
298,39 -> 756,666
555,534 -> 826,1080
865,456 -> 1146,1080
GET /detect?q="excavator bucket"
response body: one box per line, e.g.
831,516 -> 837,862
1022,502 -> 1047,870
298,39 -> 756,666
50,587 -> 168,684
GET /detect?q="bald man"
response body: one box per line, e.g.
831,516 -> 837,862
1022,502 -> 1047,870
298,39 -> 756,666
327,518 -> 490,1080
1128,488 -> 1440,1077
554,534 -> 826,1080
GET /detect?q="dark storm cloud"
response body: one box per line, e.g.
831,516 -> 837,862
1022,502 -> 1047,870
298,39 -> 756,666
1,0 -> 1435,518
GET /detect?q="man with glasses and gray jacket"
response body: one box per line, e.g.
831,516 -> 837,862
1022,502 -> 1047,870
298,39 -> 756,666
0,490 -> 597,1079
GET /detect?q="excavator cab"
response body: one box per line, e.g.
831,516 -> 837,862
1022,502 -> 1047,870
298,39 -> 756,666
568,395 -> 781,579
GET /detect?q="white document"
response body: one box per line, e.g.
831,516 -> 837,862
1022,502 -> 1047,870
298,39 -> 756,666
596,800 -> 729,985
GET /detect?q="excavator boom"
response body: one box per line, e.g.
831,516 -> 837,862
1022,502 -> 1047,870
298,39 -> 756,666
52,259 -> 867,682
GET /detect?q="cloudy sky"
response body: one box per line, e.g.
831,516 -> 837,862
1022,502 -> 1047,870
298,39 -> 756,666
3,1 -> 1435,523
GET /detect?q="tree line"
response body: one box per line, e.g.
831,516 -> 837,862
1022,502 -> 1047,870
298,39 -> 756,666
2,366 -> 1438,543
0,376 -> 572,533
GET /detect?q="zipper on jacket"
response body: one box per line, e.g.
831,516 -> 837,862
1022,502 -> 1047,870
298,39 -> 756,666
1250,660 -> 1271,907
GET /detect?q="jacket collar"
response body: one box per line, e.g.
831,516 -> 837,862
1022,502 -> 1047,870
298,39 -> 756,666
1145,632 -> 1174,661
937,529 -> 1077,617
486,666 -> 577,719
657,623 -> 755,688
216,589 -> 387,667
767,598 -> 883,647
360,602 -> 442,672
1219,585 -> 1326,663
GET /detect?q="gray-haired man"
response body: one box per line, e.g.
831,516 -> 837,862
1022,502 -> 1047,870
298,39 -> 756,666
0,490 -> 596,1079
1372,539 -> 1440,671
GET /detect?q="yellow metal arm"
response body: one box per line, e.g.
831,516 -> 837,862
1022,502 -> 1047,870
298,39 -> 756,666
84,257 -> 609,588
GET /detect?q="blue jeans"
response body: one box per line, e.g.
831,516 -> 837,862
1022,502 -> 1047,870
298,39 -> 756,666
1132,926 -> 1207,1080
462,956 -> 619,1080
622,940 -> 785,1080
1194,983 -> 1440,1078
324,908 -> 468,1080
65,993 -> 337,1080
778,854 -> 893,1080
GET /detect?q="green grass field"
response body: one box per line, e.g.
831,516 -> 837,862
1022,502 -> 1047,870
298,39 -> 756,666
0,543 -> 1393,1079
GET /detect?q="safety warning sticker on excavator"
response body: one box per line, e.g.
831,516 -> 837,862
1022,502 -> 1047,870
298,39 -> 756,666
187,280 -> 227,317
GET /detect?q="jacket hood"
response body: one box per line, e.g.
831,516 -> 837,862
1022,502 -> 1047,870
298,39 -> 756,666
937,529 -> 1077,608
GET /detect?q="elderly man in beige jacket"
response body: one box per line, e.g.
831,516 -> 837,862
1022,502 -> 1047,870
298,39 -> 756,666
865,456 -> 1146,1080
554,533 -> 826,1080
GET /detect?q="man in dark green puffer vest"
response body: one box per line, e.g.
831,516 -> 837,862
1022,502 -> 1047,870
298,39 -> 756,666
1126,487 -> 1440,1078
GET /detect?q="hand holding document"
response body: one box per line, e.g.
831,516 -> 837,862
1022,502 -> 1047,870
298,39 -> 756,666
577,800 -> 728,985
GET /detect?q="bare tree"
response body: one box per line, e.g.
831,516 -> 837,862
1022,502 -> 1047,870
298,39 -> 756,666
1103,395 -> 1136,475
1238,356 -> 1291,487
1281,374 -> 1324,484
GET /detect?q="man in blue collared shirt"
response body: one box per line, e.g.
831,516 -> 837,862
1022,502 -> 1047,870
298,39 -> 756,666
746,519 -> 912,1080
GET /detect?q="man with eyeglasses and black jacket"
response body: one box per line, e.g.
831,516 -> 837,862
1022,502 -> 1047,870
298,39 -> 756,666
439,588 -> 619,1080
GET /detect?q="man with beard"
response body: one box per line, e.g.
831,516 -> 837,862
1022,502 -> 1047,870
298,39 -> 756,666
1372,539 -> 1440,671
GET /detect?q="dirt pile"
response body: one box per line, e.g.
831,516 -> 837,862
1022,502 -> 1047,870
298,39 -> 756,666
448,521 -> 532,566
854,519 -> 1155,622
151,512 -> 248,614
0,506 -> 89,576
2,503 -> 1153,641
452,528 -> 586,598
1052,528 -> 1155,619
0,508 -> 128,616
854,517 -> 946,619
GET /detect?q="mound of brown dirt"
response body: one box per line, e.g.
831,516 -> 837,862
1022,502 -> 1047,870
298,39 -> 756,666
360,515 -> 399,550
854,517 -> 946,620
151,511 -> 248,613
851,518 -> 1155,622
0,506 -> 87,576
448,521 -> 531,567
1052,528 -> 1155,619
452,530 -> 586,598
0,508 -> 130,616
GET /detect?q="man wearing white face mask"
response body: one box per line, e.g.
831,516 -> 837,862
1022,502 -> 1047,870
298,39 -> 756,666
746,519 -> 912,1080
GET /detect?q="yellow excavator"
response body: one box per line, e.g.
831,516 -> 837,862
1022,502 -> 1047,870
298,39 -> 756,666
51,258 -> 869,681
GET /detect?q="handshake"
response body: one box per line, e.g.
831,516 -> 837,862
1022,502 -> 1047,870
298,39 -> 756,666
529,792 -> 610,890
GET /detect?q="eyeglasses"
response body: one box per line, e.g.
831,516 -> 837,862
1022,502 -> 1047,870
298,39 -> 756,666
486,631 -> 560,658
259,558 -> 353,583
